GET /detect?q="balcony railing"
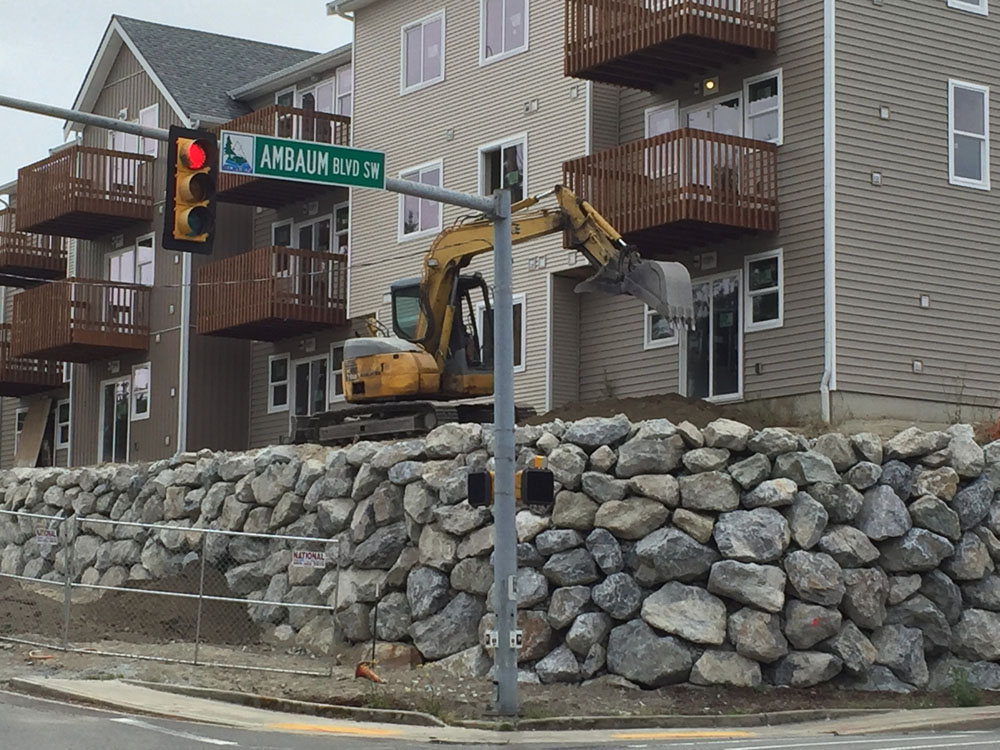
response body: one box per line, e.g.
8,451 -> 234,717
16,146 -> 155,239
11,279 -> 151,363
0,324 -> 63,397
0,207 -> 67,286
197,246 -> 348,340
216,106 -> 351,207
563,128 -> 778,247
565,0 -> 778,89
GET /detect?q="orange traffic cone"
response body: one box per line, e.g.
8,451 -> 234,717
355,660 -> 384,683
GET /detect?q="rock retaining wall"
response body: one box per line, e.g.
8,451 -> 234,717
4,416 -> 1000,692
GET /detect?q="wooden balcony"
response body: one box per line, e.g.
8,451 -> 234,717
565,0 -> 778,89
216,106 -> 351,207
16,146 -> 155,239
197,246 -> 348,340
0,324 -> 63,397
11,279 -> 150,362
563,128 -> 778,250
0,208 -> 67,287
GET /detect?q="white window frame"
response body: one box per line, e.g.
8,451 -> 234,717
275,87 -> 295,106
131,362 -> 151,422
948,0 -> 988,15
55,399 -> 71,450
644,102 -> 680,178
477,293 -> 527,373
291,353 -> 333,418
139,104 -> 159,157
480,0 -> 530,66
297,78 -> 336,114
335,63 -> 353,117
643,304 -> 679,350
949,79 -> 991,190
333,201 -> 350,255
744,249 -> 784,332
477,133 -> 528,200
272,218 -> 294,247
14,407 -> 28,454
98,375 -> 131,464
294,213 -> 335,253
743,69 -> 783,146
398,160 -> 444,241
268,353 -> 290,414
329,342 -> 346,402
679,270 -> 744,404
62,362 -> 71,384
135,232 -> 155,286
401,9 -> 447,95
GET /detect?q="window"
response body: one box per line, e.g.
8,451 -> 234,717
402,11 -> 445,93
139,105 -> 158,157
269,354 -> 290,413
644,305 -> 678,349
14,408 -> 27,453
55,399 -> 70,449
482,0 -> 528,63
293,355 -> 329,417
136,234 -> 154,285
399,161 -> 443,238
744,249 -> 783,331
336,64 -> 353,116
273,220 -> 293,247
275,88 -> 295,107
645,103 -> 679,178
477,293 -> 526,372
334,203 -> 350,254
62,362 -> 71,384
949,80 -> 990,189
100,377 -> 130,463
131,363 -> 151,421
107,234 -> 154,286
948,0 -> 987,14
744,70 -> 782,145
480,137 -> 525,203
330,343 -> 345,401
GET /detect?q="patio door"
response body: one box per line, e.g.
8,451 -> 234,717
100,376 -> 131,463
686,96 -> 741,190
292,355 -> 330,420
682,271 -> 742,401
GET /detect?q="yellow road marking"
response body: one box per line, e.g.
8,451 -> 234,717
612,730 -> 756,740
269,722 -> 403,737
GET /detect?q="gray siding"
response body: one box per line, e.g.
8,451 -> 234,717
836,0 -> 1000,406
589,83 -> 620,153
549,274 -> 580,408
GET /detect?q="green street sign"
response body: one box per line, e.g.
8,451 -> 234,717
219,130 -> 386,190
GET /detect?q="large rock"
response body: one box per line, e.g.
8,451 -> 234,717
606,620 -> 693,688
844,665 -> 917,694
842,568 -> 890,629
270,492 -> 304,530
633,527 -> 719,583
589,445 -> 617,473
784,551 -> 845,606
872,624 -> 928,686
921,570 -> 964,625
769,652 -> 842,687
888,574 -> 923,606
457,525 -> 494,560
352,522 -> 409,570
489,567 -> 548,610
407,566 -> 450,620
410,592 -> 484,660
547,586 -> 591,629
641,582 -> 726,645
813,433 -> 857,472
566,612 -> 612,655
943,533 -> 994,581
417,525 -> 457,572
817,525 -> 880,567
707,560 -> 786,613
535,529 -> 584,556
542,548 -> 599,586
317,498 -> 354,536
962,575 -> 1000,611
581,473 -> 629,504
879,460 -> 914,500
951,438 -> 985,479
909,496 -> 962,542
562,415 -> 631,450
880,529 -> 955,573
251,462 -> 299,506
690,651 -> 761,688
450,557 -> 493,596
615,436 -> 686,479
678,471 -> 740,513
371,439 -> 425,471
856,485 -> 911,541
535,645 -> 581,684
592,572 -> 642,620
516,510 -> 550,543
728,608 -> 788,663
728,453 -> 772,490
787,492 -> 829,550
424,423 -> 481,458
810,483 -> 864,523
953,477 -> 994,531
682,448 -> 730,474
594,497 -> 669,540
552,491 -> 598,531
713,508 -> 790,563
675,420 -> 703,447
885,427 -> 947,460
952,609 -> 1000,660
481,610 -> 552,663
743,478 -> 797,509
628,475 -> 679,507
435,503 -> 491,537
403,482 -> 436,525
585,528 -> 623,574
748,427 -> 800,457
784,600 -> 843,650
823,621 -> 878,675
374,592 -> 412,642
703,418 -> 753,451
670,509 -> 714,544
851,433 -> 884,465
886,596 -> 952,653
773,452 -> 841,486
547,445 -> 588,490
913,467 -> 960,501
846,462 -> 882,491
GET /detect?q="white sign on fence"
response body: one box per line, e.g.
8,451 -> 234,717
291,549 -> 327,569
35,528 -> 58,547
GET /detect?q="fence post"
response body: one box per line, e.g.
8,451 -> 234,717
329,545 -> 341,679
193,531 -> 208,665
61,515 -> 77,650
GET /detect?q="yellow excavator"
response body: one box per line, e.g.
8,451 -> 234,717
293,185 -> 694,444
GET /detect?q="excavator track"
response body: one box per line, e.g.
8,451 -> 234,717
291,401 -> 536,445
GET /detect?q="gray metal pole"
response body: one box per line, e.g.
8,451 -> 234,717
0,94 -> 171,142
193,534 -> 208,665
491,188 -> 518,717
383,176 -> 493,214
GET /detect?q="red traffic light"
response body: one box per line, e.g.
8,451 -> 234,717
182,140 -> 209,170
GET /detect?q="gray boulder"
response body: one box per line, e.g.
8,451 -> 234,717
769,652 -> 843,687
606,620 -> 693,687
856,485 -> 911,541
542,548 -> 599,586
872,624 -> 928,687
851,433 -> 883,465
748,427 -> 800,457
547,445 -> 588,490
953,477 -> 994,531
743,478 -> 797,509
417,524 -> 457,572
879,460 -> 914,500
943,533 -> 993,581
585,528 -> 624,574
787,492 -> 829,550
884,427 -> 947,460
670,509 -> 714,544
813,433 -> 857,472
713,508 -> 790,563
842,568 -> 890,629
690,651 -> 761,688
407,566 -> 450,620
675,420 -> 703,447
424,423 -> 481,458
952,609 -> 1000,660
535,645 -> 581,684
566,612 -> 612,655
728,453 -> 772,490
594,497 -> 669,540
435,503 -> 491,536
375,592 -> 412,642
551,491 -> 598,531
703,418 -> 753,451
773,452 -> 841,486
784,550 -> 845,606
707,560 -> 786,613
547,586 -> 591,629
589,445 -> 618,473
251,462 -> 299,506
842,665 -> 916,694
615,436 -> 685,478
888,574 -> 923,605
628,474 -> 679,507
581,472 -> 629,504
950,438 -> 985,479
817,525 -> 880,567
822,621 -> 878,674
846,462 -> 882,491
909,496 -> 962,542
682,448 -> 730,474
678,471 -> 740,513
633,527 -> 719,583
410,593 -> 485,660
784,600 -> 842,650
728,608 -> 788,663
641,582 -> 727,645
450,557 -> 493,596
562,415 -> 631,450
880,529 -> 955,573
913,467 -> 960,501
810,483 -> 864,524
962,575 -> 1000,611
535,529 -> 584,556
317,498 -> 354,536
592,572 -> 642,620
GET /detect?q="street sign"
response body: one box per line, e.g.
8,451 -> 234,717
291,549 -> 327,568
219,130 -> 385,190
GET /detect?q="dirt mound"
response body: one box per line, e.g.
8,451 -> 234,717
526,393 -> 762,429
1,565 -> 261,646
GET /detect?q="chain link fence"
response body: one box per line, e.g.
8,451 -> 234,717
0,509 -> 341,677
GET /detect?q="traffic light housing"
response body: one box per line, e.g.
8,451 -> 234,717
163,125 -> 218,254
467,458 -> 554,508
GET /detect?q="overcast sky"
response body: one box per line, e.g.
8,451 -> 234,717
0,0 -> 353,190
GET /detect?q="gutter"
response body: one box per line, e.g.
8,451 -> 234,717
821,0 -> 837,423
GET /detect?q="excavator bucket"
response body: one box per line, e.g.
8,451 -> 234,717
575,260 -> 694,330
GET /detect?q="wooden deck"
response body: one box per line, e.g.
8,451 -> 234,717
197,246 -> 348,340
15,146 -> 155,239
0,208 -> 67,287
0,324 -> 63,397
565,0 -> 778,89
11,278 -> 151,362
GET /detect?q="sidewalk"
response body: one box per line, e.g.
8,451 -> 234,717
7,676 -> 1000,744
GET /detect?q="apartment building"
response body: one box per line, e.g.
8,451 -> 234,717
331,0 -> 1000,425
0,16 -> 355,467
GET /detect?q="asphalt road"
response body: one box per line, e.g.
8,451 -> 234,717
4,690 -> 1000,750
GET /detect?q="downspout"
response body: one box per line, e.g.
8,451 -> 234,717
821,0 -> 837,424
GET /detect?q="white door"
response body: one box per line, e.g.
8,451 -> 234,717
681,271 -> 742,401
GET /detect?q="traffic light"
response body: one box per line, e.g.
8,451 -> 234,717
468,471 -> 494,508
467,459 -> 554,508
163,125 -> 218,254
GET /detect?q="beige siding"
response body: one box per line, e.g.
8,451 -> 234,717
582,0 -> 826,403
836,1 -> 1000,406
589,83 -> 620,152
549,274 -> 580,408
350,0 -> 590,412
